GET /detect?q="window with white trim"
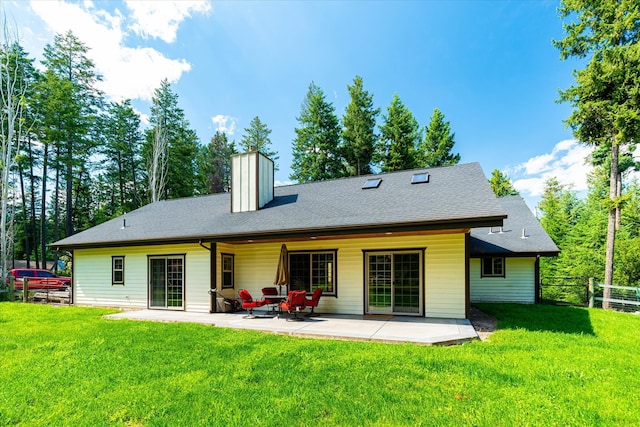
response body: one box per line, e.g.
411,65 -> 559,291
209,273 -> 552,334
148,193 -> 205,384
481,257 -> 505,278
112,256 -> 125,285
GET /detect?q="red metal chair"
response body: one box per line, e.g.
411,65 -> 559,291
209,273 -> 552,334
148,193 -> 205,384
239,289 -> 266,318
305,288 -> 323,317
279,290 -> 307,321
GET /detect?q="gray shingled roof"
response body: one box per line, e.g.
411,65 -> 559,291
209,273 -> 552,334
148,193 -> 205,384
469,196 -> 559,257
54,162 -> 507,249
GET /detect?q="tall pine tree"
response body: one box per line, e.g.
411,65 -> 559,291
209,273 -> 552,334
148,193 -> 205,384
489,169 -> 519,197
239,116 -> 279,169
41,30 -> 103,237
341,76 -> 379,176
195,131 -> 236,194
143,79 -> 199,200
377,94 -> 421,172
554,0 -> 640,306
418,108 -> 460,167
99,99 -> 143,215
291,82 -> 343,183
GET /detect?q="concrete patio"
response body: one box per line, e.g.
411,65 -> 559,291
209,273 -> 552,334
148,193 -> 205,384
106,309 -> 479,345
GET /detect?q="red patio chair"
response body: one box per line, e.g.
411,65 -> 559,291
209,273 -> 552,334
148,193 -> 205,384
305,288 -> 323,317
239,289 -> 266,318
279,290 -> 307,321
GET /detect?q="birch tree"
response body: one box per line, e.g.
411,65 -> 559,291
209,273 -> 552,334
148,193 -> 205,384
148,121 -> 167,203
0,26 -> 29,279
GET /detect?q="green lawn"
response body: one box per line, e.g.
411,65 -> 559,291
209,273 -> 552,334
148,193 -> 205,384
1,303 -> 639,426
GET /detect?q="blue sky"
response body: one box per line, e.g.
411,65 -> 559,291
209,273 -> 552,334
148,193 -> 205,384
5,0 -> 622,210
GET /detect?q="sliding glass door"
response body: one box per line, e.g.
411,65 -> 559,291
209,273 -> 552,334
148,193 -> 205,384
149,256 -> 184,309
366,251 -> 422,315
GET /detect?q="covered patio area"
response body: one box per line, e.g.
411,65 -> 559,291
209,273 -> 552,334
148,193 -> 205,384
105,310 -> 479,345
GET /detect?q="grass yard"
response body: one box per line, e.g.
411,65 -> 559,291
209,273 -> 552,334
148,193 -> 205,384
1,303 -> 639,426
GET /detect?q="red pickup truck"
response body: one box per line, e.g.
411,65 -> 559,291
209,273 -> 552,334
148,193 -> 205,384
8,269 -> 71,291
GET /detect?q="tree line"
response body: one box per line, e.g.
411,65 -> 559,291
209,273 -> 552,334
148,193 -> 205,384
5,0 -> 636,297
0,29 -> 462,275
489,0 -> 640,293
290,78 -> 460,182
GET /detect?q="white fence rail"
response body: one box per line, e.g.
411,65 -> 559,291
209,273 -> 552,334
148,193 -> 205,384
592,283 -> 640,311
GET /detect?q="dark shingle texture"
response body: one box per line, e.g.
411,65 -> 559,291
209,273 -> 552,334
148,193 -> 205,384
54,163 -> 506,248
470,196 -> 559,256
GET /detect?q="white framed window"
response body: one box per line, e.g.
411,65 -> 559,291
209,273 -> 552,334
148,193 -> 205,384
481,257 -> 505,278
112,256 -> 125,285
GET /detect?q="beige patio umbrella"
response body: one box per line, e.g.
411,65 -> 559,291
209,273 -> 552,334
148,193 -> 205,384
274,243 -> 289,295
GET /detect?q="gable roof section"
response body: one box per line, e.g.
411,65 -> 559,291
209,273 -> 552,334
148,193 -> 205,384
54,162 -> 507,249
469,196 -> 559,257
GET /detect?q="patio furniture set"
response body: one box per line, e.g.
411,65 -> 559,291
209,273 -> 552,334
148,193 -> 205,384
239,287 -> 323,321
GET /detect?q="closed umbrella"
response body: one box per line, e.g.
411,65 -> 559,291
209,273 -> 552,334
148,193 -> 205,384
274,244 -> 289,295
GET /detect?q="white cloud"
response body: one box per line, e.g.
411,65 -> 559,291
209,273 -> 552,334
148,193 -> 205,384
509,139 -> 593,197
211,115 -> 237,136
125,1 -> 211,43
27,1 -> 203,102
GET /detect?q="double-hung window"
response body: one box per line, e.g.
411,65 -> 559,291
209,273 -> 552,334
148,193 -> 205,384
289,250 -> 337,296
112,256 -> 125,285
481,257 -> 505,278
221,254 -> 234,289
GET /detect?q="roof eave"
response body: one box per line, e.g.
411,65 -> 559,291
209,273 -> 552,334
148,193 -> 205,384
470,251 -> 560,258
52,215 -> 507,250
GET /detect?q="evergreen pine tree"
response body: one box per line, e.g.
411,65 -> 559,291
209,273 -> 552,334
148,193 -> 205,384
239,116 -> 279,169
419,108 -> 460,167
195,131 -> 236,194
341,76 -> 379,176
41,30 -> 103,237
143,79 -> 199,200
377,94 -> 421,172
489,169 -> 519,197
290,82 -> 343,182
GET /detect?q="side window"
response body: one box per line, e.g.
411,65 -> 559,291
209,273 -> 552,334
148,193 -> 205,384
221,254 -> 234,289
39,271 -> 54,278
481,257 -> 505,278
21,270 -> 36,278
112,256 -> 125,285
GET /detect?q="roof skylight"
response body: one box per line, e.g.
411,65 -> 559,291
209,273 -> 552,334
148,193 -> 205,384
362,178 -> 382,189
411,172 -> 429,184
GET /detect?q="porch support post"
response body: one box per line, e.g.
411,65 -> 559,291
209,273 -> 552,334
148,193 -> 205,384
534,256 -> 541,304
210,242 -> 217,313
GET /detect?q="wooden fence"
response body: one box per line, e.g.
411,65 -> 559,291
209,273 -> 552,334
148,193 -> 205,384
0,277 -> 71,305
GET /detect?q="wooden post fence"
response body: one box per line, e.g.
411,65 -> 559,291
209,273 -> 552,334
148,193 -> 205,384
22,277 -> 28,303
